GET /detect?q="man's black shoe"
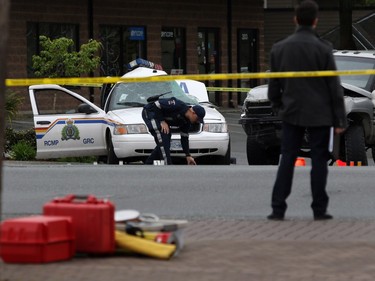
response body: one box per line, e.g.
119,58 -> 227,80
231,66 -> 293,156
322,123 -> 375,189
267,213 -> 284,221
314,214 -> 333,220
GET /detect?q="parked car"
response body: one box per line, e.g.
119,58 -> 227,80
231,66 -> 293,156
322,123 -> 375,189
29,59 -> 231,164
239,50 -> 375,165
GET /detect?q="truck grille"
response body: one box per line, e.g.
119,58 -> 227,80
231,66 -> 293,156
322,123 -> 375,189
245,101 -> 273,116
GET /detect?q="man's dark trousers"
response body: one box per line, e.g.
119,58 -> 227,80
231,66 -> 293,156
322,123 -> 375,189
271,122 -> 331,216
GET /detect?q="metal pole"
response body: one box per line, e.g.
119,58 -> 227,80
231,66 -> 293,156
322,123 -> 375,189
0,0 -> 11,221
88,0 -> 95,102
227,0 -> 233,107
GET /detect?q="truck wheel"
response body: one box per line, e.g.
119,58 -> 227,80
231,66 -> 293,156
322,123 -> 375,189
372,147 -> 375,165
247,137 -> 279,165
344,125 -> 368,166
106,135 -> 119,164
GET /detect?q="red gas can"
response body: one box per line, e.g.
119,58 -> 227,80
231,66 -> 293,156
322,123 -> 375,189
43,194 -> 115,254
0,215 -> 75,263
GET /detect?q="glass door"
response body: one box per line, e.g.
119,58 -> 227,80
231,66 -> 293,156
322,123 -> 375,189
197,28 -> 220,105
237,29 -> 259,105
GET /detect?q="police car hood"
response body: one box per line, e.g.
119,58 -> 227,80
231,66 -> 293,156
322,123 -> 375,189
108,105 -> 225,124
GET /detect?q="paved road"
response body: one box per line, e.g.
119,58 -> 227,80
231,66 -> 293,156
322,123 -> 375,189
3,163 -> 375,220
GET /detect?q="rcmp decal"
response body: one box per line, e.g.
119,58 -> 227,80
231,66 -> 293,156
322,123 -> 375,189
44,140 -> 59,146
61,119 -> 80,141
35,118 -> 120,141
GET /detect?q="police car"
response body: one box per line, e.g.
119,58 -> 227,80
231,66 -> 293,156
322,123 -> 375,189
29,59 -> 231,164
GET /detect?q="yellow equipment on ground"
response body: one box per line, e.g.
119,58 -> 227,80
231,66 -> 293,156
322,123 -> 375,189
115,230 -> 176,260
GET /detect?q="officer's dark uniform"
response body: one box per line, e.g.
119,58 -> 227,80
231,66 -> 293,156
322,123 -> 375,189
142,97 -> 192,165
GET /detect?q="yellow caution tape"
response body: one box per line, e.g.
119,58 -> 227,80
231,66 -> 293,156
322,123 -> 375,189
206,87 -> 251,92
5,69 -> 375,87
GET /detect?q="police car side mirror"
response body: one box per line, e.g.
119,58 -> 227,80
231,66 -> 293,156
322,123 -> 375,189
78,103 -> 96,114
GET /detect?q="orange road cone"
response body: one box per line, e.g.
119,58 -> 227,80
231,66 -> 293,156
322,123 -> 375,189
295,157 -> 306,166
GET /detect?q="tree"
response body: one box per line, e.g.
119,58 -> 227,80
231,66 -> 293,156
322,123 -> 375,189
32,36 -> 102,78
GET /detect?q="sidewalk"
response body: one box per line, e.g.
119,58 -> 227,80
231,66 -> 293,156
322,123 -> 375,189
2,218 -> 375,281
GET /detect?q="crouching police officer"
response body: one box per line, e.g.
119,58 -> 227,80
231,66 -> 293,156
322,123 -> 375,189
142,97 -> 206,165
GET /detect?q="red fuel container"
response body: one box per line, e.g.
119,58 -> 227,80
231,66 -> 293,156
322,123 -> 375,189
0,215 -> 75,263
43,194 -> 115,254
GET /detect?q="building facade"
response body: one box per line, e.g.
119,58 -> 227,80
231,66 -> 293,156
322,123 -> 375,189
7,0 -> 375,112
8,0 -> 265,110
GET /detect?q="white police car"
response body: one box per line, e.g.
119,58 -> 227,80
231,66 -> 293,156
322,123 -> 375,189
29,59 -> 231,164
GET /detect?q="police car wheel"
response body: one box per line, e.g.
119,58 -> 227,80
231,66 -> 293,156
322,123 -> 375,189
106,135 -> 119,164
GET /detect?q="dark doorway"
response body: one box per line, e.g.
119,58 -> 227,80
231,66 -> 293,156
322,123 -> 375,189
197,28 -> 221,105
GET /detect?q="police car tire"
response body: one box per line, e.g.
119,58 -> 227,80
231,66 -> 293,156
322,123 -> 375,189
107,135 -> 119,164
216,141 -> 231,165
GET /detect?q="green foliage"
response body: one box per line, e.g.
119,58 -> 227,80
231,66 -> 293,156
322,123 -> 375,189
4,128 -> 96,163
56,156 -> 98,163
8,140 -> 36,161
32,36 -> 102,78
5,128 -> 36,153
5,90 -> 24,124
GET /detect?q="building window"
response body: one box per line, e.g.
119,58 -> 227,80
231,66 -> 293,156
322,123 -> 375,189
26,22 -> 79,77
99,26 -> 147,76
161,27 -> 186,74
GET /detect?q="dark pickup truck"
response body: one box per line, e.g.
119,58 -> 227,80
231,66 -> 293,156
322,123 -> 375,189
239,50 -> 375,166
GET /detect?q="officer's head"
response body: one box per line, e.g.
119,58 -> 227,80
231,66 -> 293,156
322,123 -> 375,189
186,105 -> 206,124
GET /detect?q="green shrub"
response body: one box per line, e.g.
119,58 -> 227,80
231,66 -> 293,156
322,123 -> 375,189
5,90 -> 24,125
56,156 -> 98,163
9,140 -> 36,161
5,128 -> 36,153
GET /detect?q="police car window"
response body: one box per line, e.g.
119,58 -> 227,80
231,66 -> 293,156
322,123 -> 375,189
169,81 -> 199,105
108,81 -> 198,110
34,89 -> 86,115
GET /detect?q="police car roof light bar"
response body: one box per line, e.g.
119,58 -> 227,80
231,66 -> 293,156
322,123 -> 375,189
126,58 -> 163,71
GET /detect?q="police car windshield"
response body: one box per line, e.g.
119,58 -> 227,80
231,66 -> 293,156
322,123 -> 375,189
335,56 -> 375,91
108,81 -> 199,110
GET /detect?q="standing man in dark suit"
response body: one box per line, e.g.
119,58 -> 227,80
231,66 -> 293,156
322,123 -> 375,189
267,0 -> 347,221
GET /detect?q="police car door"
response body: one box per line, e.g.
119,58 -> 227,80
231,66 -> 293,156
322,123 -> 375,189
29,85 -> 107,159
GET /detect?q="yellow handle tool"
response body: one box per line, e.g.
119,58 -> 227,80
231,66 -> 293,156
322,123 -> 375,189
115,231 -> 176,260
